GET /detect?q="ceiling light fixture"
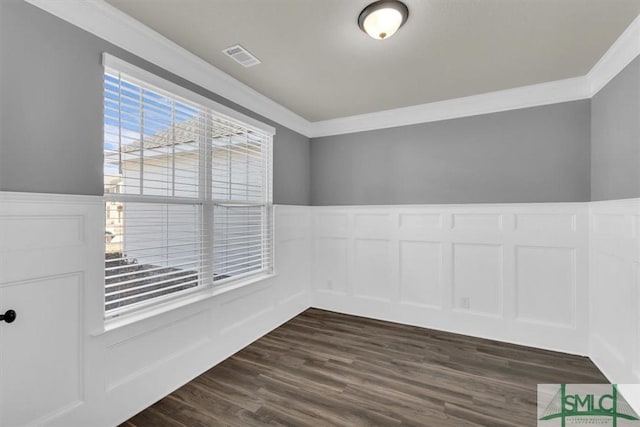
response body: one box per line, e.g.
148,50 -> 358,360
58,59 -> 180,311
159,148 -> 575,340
358,0 -> 409,40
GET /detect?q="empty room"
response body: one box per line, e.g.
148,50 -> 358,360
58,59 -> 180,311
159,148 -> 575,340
1,0 -> 640,426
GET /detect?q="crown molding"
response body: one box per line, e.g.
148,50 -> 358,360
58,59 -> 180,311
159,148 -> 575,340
588,13 -> 640,96
22,0 -> 640,139
23,0 -> 312,137
308,77 -> 591,137
312,14 -> 640,137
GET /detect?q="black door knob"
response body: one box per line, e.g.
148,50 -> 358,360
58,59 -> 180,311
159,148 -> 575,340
0,310 -> 16,323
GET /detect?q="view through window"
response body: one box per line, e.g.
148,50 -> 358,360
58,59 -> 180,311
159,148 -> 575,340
104,66 -> 273,316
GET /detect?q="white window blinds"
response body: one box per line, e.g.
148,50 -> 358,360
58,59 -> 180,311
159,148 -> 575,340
104,55 -> 273,317
212,132 -> 272,281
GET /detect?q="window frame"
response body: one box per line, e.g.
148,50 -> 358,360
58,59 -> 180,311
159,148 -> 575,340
102,53 -> 275,320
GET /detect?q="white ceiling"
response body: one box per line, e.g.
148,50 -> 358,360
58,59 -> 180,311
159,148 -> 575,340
106,0 -> 640,122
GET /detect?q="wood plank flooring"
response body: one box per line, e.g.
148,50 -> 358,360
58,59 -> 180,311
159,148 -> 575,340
121,308 -> 607,426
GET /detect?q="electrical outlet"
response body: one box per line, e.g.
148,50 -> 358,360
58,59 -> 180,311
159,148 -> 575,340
460,297 -> 470,309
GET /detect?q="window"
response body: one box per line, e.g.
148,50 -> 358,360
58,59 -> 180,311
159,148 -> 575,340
103,55 -> 273,317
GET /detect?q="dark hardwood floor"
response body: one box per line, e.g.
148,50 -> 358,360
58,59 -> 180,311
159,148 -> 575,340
120,308 -> 606,426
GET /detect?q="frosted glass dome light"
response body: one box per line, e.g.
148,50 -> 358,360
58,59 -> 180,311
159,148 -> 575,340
358,0 -> 409,40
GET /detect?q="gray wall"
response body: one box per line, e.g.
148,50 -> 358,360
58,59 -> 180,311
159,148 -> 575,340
0,0 -> 310,205
591,56 -> 640,201
6,0 -> 636,206
311,101 -> 591,205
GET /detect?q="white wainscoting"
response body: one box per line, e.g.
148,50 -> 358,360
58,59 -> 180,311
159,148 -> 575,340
311,203 -> 590,355
3,192 -> 639,426
589,198 -> 640,385
0,192 -> 311,427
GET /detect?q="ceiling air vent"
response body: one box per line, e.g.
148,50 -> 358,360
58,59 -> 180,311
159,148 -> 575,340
223,45 -> 261,68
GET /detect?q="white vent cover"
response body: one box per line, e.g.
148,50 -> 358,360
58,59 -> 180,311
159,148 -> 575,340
223,45 -> 261,68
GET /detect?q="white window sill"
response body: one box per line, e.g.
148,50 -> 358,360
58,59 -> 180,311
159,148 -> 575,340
92,272 -> 276,336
